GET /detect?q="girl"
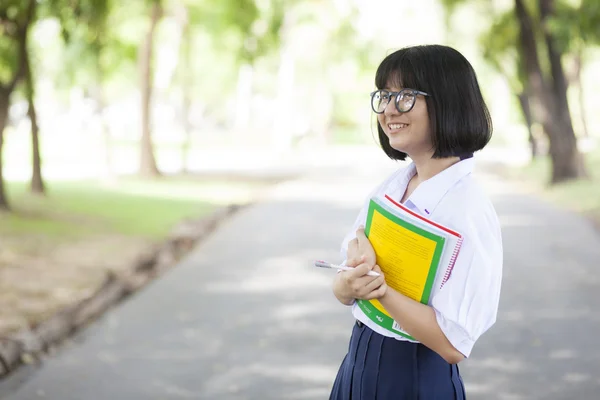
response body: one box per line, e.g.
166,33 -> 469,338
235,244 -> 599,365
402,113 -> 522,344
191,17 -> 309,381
329,45 -> 503,399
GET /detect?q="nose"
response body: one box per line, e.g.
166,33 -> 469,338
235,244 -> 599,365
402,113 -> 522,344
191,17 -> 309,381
383,95 -> 399,116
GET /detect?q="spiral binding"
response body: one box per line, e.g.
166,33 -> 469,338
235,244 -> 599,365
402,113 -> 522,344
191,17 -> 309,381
441,237 -> 463,288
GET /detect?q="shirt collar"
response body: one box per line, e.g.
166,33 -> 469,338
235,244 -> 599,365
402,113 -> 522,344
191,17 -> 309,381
404,158 -> 475,216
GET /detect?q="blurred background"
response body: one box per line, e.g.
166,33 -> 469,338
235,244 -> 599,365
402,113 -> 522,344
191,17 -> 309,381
0,0 -> 599,397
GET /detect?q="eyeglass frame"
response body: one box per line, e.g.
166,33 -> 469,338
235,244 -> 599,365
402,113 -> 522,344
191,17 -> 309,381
370,89 -> 430,114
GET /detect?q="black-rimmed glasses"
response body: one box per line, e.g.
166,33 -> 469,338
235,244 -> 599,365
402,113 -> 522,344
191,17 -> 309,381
370,89 -> 430,114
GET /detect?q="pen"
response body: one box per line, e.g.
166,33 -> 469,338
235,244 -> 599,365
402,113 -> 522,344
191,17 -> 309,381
314,260 -> 381,277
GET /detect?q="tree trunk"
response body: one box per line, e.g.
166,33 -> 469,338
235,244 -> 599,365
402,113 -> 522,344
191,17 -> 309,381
0,90 -> 9,211
515,0 -> 586,183
539,0 -> 587,182
574,49 -> 589,138
0,0 -> 36,210
24,44 -> 45,195
517,92 -> 539,159
139,0 -> 162,177
514,0 -> 550,126
178,6 -> 192,173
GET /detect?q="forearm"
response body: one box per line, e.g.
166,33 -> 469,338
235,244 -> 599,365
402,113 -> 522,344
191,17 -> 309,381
379,288 -> 464,364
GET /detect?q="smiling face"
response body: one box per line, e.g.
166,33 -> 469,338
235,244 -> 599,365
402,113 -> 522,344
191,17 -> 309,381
373,45 -> 493,162
376,84 -> 433,159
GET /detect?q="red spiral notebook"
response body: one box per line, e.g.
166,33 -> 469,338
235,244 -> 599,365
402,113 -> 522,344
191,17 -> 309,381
355,194 -> 464,339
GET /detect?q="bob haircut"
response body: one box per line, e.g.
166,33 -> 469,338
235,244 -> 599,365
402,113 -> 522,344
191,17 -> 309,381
374,44 -> 493,161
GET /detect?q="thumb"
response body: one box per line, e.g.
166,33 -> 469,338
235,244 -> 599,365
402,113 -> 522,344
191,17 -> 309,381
356,225 -> 366,237
346,254 -> 365,267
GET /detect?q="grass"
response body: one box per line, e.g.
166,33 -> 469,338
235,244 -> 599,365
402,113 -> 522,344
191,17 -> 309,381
0,176 -> 263,240
0,175 -> 269,335
510,146 -> 600,224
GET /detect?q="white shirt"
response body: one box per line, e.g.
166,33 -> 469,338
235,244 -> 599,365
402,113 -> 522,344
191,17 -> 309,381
340,158 -> 503,358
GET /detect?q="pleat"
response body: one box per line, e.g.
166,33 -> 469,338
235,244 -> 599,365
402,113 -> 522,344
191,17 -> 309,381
329,323 -> 365,400
373,334 -> 386,400
413,342 -> 420,400
351,326 -> 373,398
330,324 -> 467,400
345,323 -> 366,399
360,328 -> 384,399
450,364 -> 466,399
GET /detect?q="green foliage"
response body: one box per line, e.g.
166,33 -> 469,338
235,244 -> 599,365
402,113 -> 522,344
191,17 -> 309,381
541,0 -> 600,54
539,0 -> 600,53
40,0 -> 141,92
580,0 -> 600,43
0,29 -> 18,84
0,0 -> 31,86
188,0 -> 288,65
479,10 -> 523,92
213,0 -> 283,64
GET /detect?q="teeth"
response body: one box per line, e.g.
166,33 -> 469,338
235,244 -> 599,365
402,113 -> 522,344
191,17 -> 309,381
389,123 -> 408,129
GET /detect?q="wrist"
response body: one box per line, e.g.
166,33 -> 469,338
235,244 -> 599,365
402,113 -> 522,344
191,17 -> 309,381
332,275 -> 354,305
378,283 -> 392,303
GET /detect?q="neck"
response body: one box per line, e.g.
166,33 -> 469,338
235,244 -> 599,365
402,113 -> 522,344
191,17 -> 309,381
409,152 -> 461,183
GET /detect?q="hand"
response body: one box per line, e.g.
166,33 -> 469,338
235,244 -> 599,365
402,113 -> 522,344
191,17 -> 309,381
346,226 -> 376,268
333,262 -> 387,302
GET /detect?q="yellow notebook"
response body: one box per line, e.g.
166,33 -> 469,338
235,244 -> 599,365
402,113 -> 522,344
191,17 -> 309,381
356,195 -> 463,339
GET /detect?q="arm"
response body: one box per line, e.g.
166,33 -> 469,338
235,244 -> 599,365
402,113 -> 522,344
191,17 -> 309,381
352,227 -> 465,364
378,289 -> 464,364
332,272 -> 355,306
353,214 -> 502,363
332,227 -> 380,306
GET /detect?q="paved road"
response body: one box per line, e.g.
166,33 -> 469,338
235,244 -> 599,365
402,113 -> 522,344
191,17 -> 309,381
1,155 -> 599,399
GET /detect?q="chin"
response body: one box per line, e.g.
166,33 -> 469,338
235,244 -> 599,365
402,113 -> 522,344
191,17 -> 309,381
387,138 -> 410,154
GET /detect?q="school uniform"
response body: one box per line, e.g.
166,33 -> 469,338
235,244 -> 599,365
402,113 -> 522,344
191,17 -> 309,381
330,157 -> 503,399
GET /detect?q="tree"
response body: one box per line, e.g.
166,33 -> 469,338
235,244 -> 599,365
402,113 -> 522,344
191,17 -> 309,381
210,0 -> 284,137
515,0 -> 587,182
442,0 -> 593,183
23,35 -> 44,194
138,0 -> 162,177
0,0 -> 36,210
479,11 -> 540,159
48,0 -> 139,180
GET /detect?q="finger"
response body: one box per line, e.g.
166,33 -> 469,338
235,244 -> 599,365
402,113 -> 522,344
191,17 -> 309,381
364,275 -> 385,293
348,262 -> 373,278
348,237 -> 358,252
363,283 -> 388,300
345,258 -> 357,268
345,254 -> 365,268
351,273 -> 379,290
350,269 -> 382,295
356,225 -> 366,238
371,264 -> 383,274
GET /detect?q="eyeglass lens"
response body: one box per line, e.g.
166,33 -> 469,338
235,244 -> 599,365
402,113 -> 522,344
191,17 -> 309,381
372,90 -> 416,113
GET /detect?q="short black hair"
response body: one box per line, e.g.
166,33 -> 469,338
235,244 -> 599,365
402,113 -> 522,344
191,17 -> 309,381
374,44 -> 492,161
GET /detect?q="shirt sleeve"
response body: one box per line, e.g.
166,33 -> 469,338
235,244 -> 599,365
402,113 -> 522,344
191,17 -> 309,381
430,207 -> 503,358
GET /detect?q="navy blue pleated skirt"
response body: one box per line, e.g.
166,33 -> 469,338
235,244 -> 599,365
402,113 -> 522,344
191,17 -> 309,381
330,321 -> 466,400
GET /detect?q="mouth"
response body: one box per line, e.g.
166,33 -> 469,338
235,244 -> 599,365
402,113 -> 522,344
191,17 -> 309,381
387,123 -> 409,131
